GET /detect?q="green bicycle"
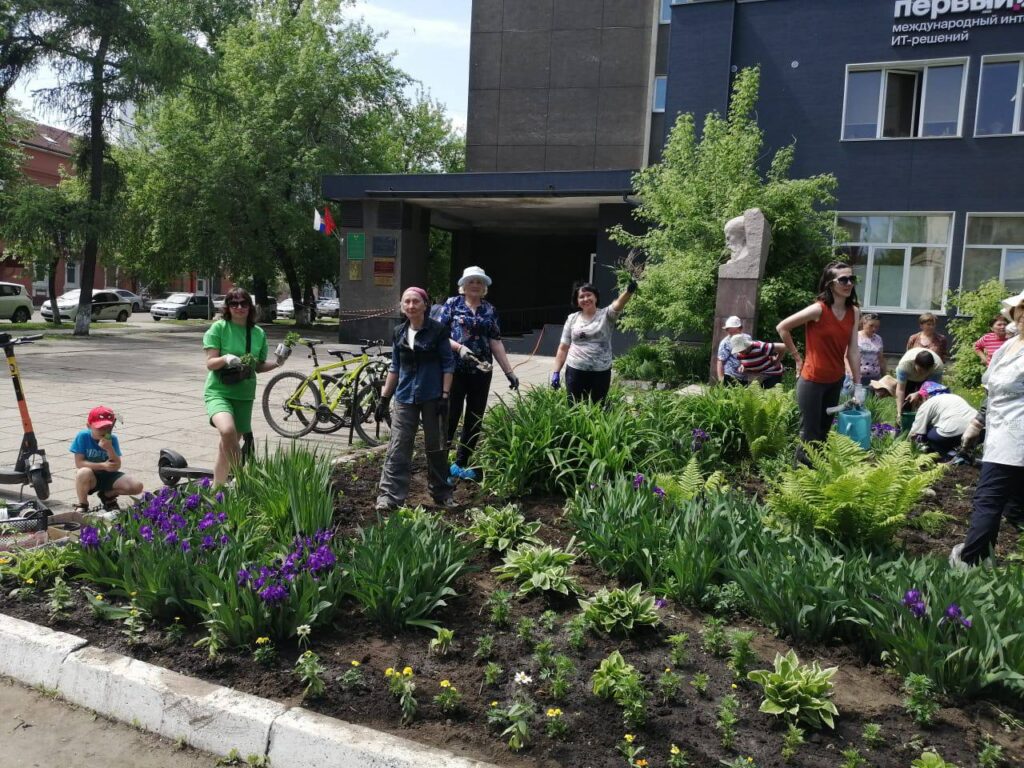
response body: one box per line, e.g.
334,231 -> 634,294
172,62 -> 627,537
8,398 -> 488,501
261,337 -> 392,445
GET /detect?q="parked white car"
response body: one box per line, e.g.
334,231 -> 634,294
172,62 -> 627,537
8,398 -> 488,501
150,293 -> 213,320
277,298 -> 295,319
0,282 -> 35,323
107,288 -> 144,313
317,297 -> 340,318
40,289 -> 132,323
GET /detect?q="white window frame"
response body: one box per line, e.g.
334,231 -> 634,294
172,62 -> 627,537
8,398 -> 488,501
974,54 -> 1024,138
841,58 -> 969,141
960,213 -> 1024,291
660,0 -> 671,24
652,76 -> 667,113
836,211 -> 955,314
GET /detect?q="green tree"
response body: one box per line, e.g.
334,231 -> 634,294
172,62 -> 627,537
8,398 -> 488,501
946,278 -> 1008,388
115,0 -> 462,324
0,176 -> 88,325
6,0 -> 213,334
612,67 -> 839,338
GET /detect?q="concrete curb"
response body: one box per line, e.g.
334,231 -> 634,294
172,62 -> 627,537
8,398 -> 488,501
0,612 -> 498,767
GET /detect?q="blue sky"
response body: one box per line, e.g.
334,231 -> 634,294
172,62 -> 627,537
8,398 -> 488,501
9,0 -> 472,133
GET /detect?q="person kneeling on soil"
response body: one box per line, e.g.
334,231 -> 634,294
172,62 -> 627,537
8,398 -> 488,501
69,405 -> 143,513
907,382 -> 977,457
894,348 -> 944,424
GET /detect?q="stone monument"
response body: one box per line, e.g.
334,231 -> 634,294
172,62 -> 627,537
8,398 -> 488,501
709,209 -> 772,380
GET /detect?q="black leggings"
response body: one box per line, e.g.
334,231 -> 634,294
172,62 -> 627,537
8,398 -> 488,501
447,370 -> 492,467
565,365 -> 612,404
795,376 -> 844,462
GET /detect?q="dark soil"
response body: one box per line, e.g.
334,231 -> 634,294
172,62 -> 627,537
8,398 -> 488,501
2,451 -> 1023,768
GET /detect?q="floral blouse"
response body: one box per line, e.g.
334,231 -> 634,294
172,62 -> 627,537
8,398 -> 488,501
857,332 -> 884,380
437,295 -> 502,374
907,331 -> 949,362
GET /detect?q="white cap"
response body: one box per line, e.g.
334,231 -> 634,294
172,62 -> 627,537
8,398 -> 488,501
458,266 -> 492,287
722,315 -> 742,330
730,334 -> 753,354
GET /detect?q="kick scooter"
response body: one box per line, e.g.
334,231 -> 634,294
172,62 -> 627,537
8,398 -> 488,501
0,333 -> 51,500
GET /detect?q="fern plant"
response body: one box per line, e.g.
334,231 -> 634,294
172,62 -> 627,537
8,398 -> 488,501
654,457 -> 725,504
465,504 -> 542,554
733,383 -> 798,461
767,433 -> 945,545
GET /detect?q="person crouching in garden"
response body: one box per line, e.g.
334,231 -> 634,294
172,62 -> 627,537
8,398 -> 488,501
728,333 -> 786,389
438,266 -> 519,482
715,316 -> 748,386
906,382 -> 977,457
951,290 -> 1024,568
551,279 -> 636,404
375,287 -> 456,512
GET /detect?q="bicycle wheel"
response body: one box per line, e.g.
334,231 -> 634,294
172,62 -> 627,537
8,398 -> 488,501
352,376 -> 392,446
261,371 -> 321,438
311,374 -> 352,434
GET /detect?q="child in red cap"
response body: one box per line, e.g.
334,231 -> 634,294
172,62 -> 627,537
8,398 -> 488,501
69,406 -> 143,513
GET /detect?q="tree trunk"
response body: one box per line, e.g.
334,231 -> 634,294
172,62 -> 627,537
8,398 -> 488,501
252,274 -> 274,322
73,34 -> 110,336
303,281 -> 316,323
47,255 -> 60,327
277,246 -> 307,326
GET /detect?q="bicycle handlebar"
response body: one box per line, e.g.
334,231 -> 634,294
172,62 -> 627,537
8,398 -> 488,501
0,332 -> 42,346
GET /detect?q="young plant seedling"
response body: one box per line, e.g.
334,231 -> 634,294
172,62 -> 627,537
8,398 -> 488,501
483,662 -> 503,688
487,589 -> 513,628
840,747 -> 867,768
701,616 -> 729,657
861,722 -> 883,748
336,661 -> 365,691
903,673 -> 940,727
667,632 -> 689,667
727,629 -> 757,679
717,693 -> 740,749
544,707 -> 568,739
385,666 -> 418,725
433,680 -> 463,715
657,668 -> 683,704
689,672 -> 710,698
538,609 -> 558,632
429,627 -> 455,656
252,636 -> 277,666
781,723 -> 805,763
474,634 -> 495,660
294,651 -> 326,698
516,617 -> 536,647
566,614 -> 589,652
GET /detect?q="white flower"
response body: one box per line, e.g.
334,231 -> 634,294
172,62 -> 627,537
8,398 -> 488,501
296,624 -> 311,637
513,671 -> 533,686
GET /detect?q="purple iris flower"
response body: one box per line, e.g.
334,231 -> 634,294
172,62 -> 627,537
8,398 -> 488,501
214,491 -> 225,504
201,535 -> 216,550
237,568 -> 251,586
653,486 -> 666,498
902,589 -> 927,619
139,525 -> 153,542
184,493 -> 201,510
940,603 -> 972,629
633,473 -> 645,489
165,532 -> 179,546
654,597 -> 668,609
80,526 -> 100,549
198,476 -> 212,489
259,584 -> 288,603
691,428 -> 710,451
180,540 -> 191,553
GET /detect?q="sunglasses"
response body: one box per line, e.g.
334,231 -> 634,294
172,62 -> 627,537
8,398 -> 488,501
227,301 -> 250,308
833,275 -> 857,286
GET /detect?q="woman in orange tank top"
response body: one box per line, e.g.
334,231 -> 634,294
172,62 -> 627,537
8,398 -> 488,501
777,262 -> 861,464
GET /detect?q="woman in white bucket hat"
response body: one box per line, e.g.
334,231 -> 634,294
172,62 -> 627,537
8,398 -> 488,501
951,289 -> 1024,567
437,266 -> 518,481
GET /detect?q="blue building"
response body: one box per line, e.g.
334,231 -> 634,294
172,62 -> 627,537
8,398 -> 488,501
324,0 -> 1024,349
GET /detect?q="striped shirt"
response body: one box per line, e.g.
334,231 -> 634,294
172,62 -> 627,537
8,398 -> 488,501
974,332 -> 1008,366
737,340 -> 783,377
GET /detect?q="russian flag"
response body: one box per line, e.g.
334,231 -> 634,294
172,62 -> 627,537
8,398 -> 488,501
313,207 -> 337,236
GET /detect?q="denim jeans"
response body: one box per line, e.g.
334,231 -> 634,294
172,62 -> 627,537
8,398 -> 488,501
962,461 -> 1024,564
377,399 -> 451,508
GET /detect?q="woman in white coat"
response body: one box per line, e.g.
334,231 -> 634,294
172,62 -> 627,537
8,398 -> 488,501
951,290 -> 1024,567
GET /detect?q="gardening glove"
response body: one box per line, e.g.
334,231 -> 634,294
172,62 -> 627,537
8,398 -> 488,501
437,395 -> 450,421
222,354 -> 242,369
853,385 -> 867,407
274,342 -> 292,364
374,395 -> 391,422
457,344 -> 472,359
627,279 -> 639,294
550,371 -> 561,389
960,419 -> 984,451
506,371 -> 520,390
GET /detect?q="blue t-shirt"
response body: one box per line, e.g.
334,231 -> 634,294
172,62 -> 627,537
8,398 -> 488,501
69,429 -> 122,463
717,336 -> 746,381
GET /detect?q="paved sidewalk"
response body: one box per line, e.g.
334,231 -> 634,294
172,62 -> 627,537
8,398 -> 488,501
1,676 -> 213,768
0,329 -> 555,509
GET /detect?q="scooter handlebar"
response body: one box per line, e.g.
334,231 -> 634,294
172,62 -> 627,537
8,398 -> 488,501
16,334 -> 42,343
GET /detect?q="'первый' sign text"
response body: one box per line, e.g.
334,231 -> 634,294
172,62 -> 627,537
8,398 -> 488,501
892,0 -> 1024,46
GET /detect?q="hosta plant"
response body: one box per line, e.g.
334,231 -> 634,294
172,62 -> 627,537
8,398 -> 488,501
579,584 -> 660,636
747,650 -> 839,730
494,543 -> 581,597
766,432 -> 945,546
911,752 -> 958,768
465,504 -> 542,553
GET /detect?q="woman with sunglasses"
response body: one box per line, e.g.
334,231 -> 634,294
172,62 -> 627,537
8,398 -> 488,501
777,262 -> 861,463
203,287 -> 280,485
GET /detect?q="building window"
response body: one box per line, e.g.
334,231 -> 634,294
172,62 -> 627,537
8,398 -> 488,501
837,213 -> 952,312
652,76 -> 667,112
842,60 -> 967,140
65,260 -> 77,286
660,0 -> 671,23
961,215 -> 1024,293
975,56 -> 1024,137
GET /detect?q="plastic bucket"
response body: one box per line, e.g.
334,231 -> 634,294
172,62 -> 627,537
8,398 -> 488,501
837,408 -> 871,450
901,411 -> 916,433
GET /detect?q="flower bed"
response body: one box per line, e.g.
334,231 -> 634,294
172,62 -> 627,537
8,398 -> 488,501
2,387 -> 1024,768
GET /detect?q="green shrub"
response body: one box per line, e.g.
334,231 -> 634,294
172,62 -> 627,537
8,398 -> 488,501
579,584 -> 660,636
946,278 -> 1007,388
733,382 -> 798,461
464,504 -> 542,553
767,433 -> 945,545
345,513 -> 478,631
493,543 -> 581,597
747,650 -> 839,730
613,338 -> 711,386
